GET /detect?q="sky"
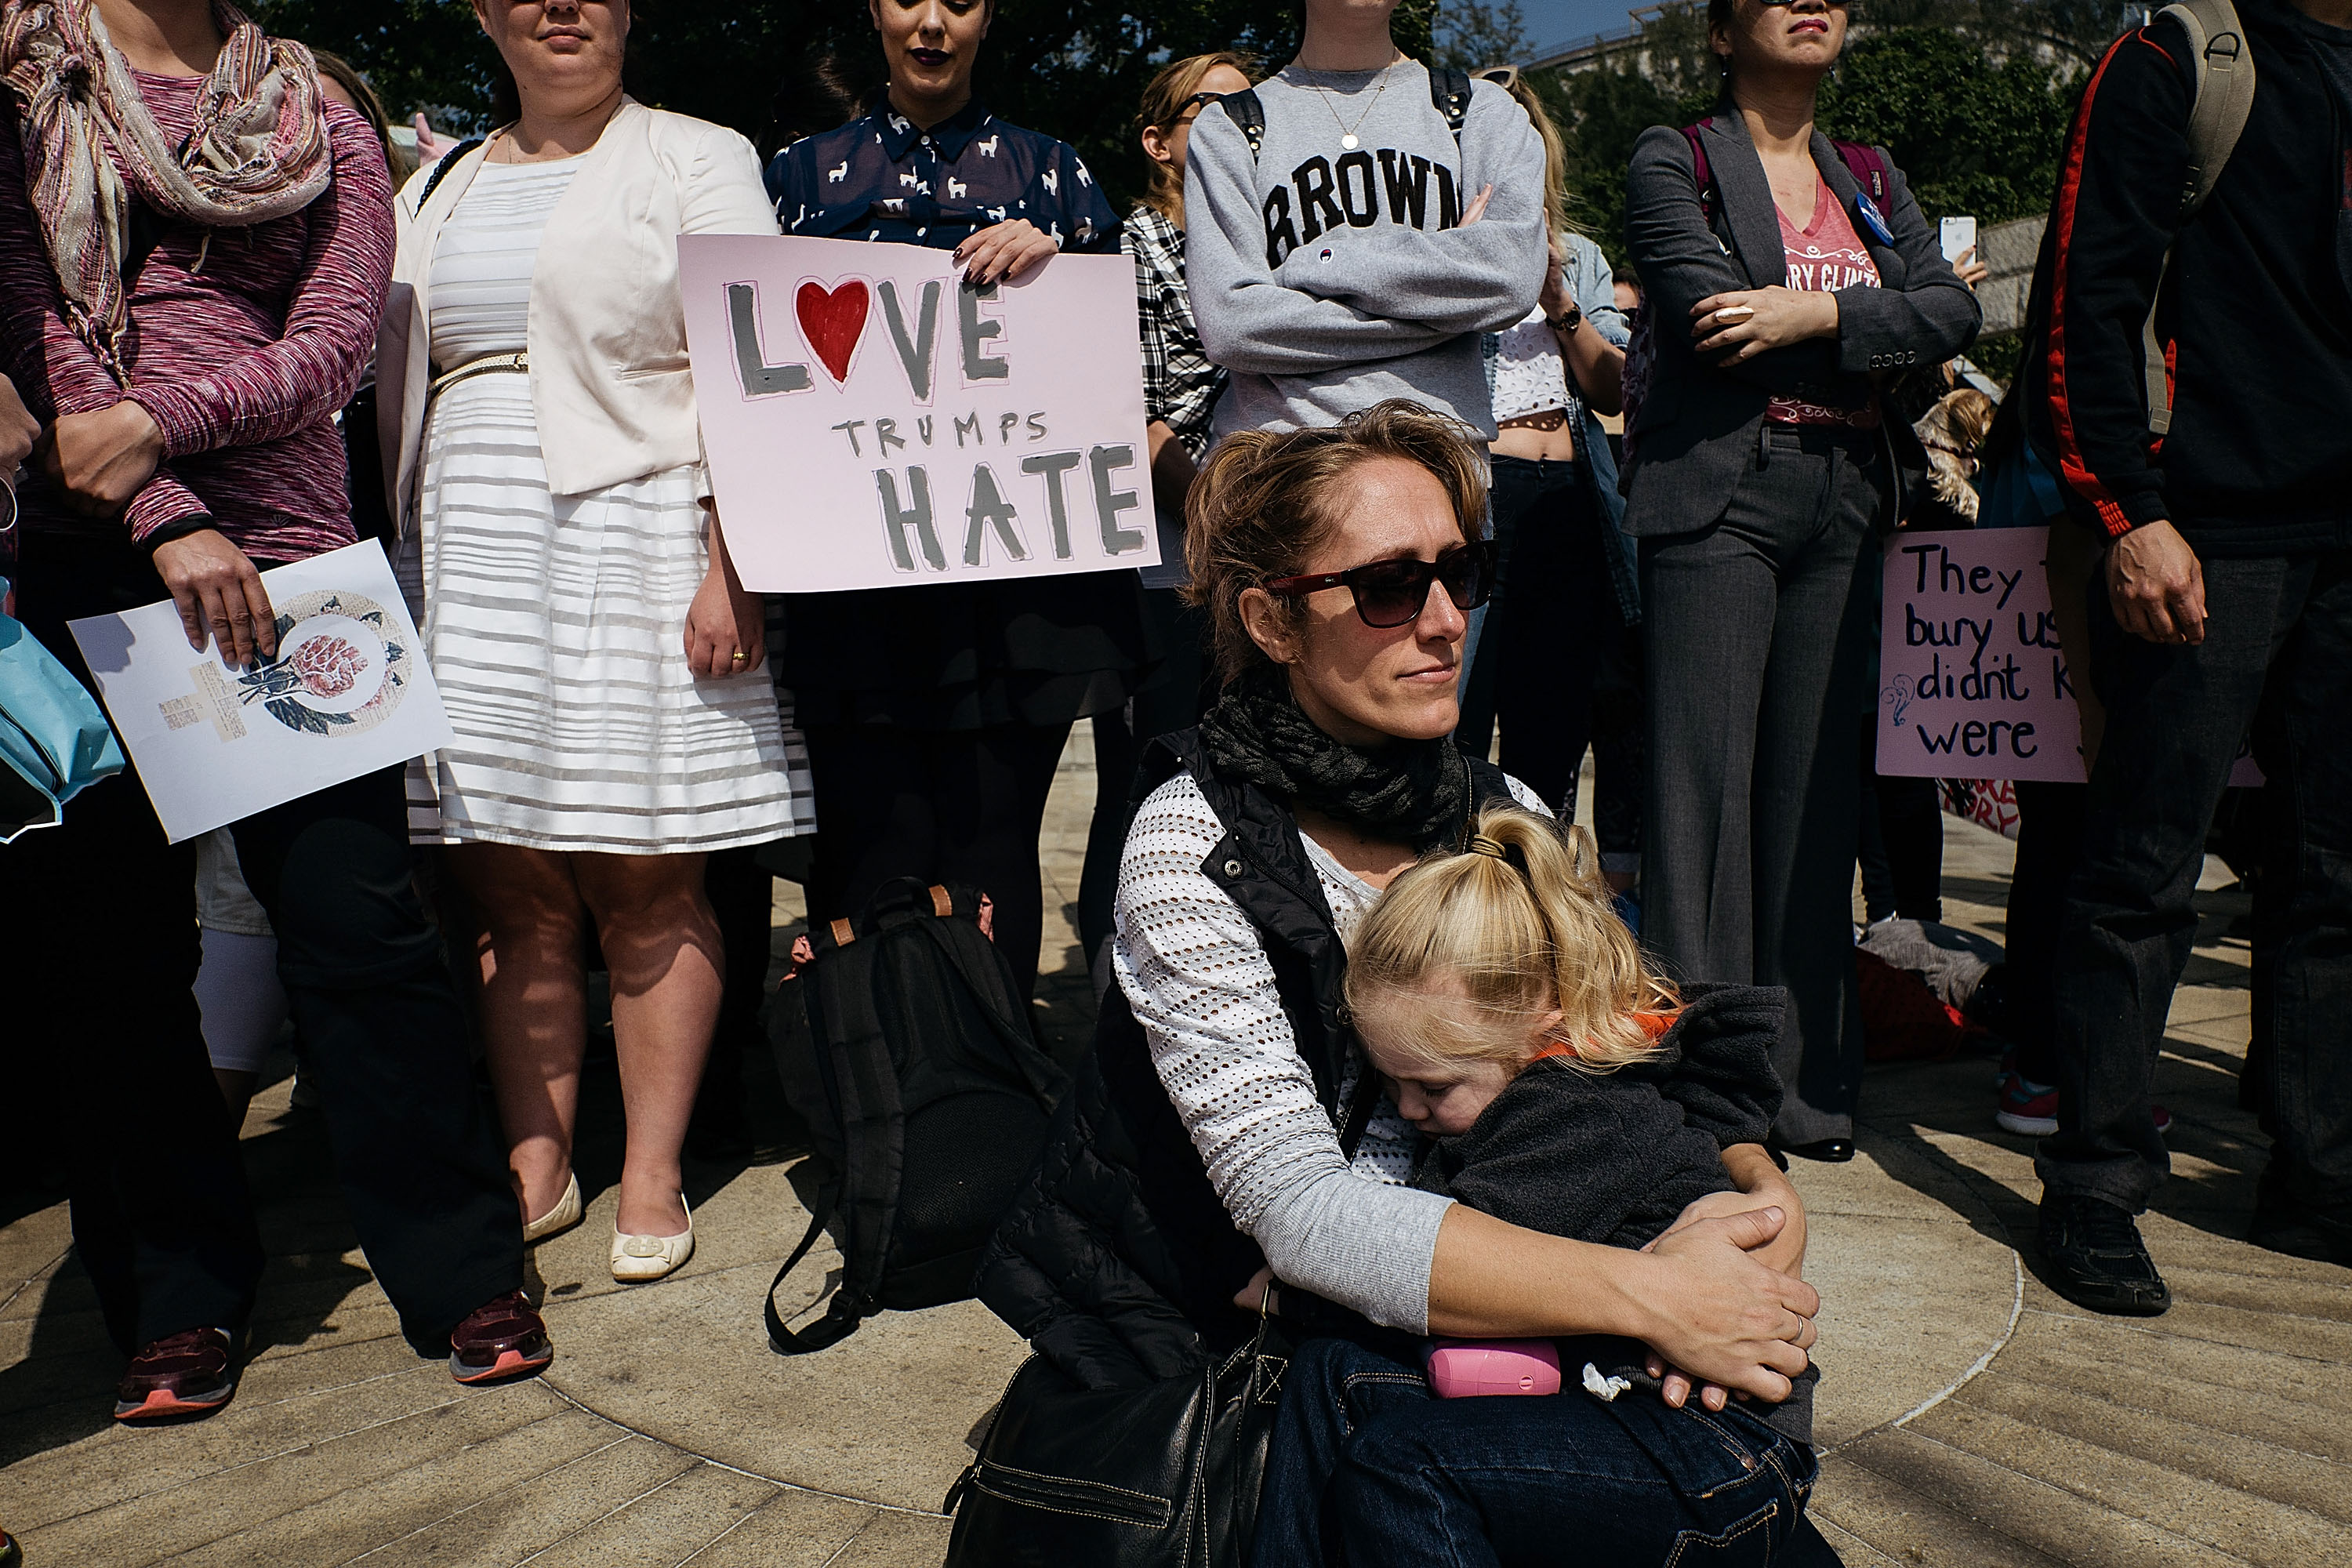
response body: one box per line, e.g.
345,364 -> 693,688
1511,0 -> 1655,55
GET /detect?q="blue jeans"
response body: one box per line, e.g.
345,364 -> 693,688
1254,1338 -> 1838,1567
2042,547 -> 2352,1214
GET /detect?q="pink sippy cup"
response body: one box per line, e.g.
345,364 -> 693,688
1422,1338 -> 1563,1398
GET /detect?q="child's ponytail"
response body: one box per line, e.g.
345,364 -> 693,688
1472,804 -> 1676,1068
1344,803 -> 1677,1074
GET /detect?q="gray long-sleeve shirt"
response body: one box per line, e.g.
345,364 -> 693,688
1184,61 -> 1549,440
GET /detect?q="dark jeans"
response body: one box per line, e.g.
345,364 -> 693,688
801,719 -> 1070,1001
1642,428 -> 1884,1142
1,536 -> 522,1355
2003,780 -> 2087,1087
1857,713 -> 1944,925
1254,1338 -> 1835,1568
2042,548 -> 2352,1214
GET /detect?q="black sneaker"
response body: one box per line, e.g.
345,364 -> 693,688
2038,1193 -> 2172,1316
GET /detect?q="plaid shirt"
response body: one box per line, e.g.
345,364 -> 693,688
1123,207 -> 1223,459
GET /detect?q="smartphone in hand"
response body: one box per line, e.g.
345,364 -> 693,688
1940,216 -> 1978,264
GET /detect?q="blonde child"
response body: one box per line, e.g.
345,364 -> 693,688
1253,801 -> 1833,1566
1348,803 -> 1786,1259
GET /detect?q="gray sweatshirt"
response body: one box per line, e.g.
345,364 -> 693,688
1185,62 -> 1548,440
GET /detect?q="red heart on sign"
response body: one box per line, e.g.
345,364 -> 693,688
796,278 -> 869,384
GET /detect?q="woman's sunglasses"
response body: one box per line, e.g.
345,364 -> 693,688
1265,541 -> 1495,630
1152,89 -> 1229,129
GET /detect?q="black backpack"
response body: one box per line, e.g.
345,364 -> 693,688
764,878 -> 1069,1353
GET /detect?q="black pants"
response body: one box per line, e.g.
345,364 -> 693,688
1857,713 -> 1944,925
695,844 -> 782,1140
1080,589 -> 1213,978
802,720 -> 1069,1001
1,537 -> 522,1355
2042,547 -> 2352,1214
1642,428 -> 1884,1142
1463,456 -> 1644,869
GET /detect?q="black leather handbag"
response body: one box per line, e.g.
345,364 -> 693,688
942,1316 -> 1291,1567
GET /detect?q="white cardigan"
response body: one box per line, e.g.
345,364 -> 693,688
375,100 -> 779,529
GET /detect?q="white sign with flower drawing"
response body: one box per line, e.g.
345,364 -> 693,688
67,541 -> 453,843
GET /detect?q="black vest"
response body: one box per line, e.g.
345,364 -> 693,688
975,729 -> 1516,1389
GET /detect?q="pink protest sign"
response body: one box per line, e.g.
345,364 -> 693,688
1878,526 -> 2266,789
1878,526 -> 2085,782
677,236 -> 1154,594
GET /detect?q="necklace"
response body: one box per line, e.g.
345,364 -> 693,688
1301,60 -> 1398,151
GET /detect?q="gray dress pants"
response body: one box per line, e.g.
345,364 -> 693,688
1640,426 -> 1886,1143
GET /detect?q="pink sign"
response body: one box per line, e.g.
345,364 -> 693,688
1878,526 -> 2264,789
678,236 -> 1156,594
1878,527 -> 2085,782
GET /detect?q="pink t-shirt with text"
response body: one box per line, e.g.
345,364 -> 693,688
1765,175 -> 1881,428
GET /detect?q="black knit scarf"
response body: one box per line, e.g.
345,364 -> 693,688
1197,664 -> 1472,850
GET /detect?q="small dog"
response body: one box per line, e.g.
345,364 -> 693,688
1912,387 -> 1996,521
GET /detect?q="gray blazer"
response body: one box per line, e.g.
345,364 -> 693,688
1619,109 -> 1980,538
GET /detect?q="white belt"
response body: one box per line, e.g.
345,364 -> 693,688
430,350 -> 528,397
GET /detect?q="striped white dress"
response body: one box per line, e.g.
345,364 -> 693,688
408,158 -> 812,853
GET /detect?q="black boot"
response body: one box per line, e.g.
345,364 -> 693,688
2038,1193 -> 2170,1316
2248,1163 -> 2352,1266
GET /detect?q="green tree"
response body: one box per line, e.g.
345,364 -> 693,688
1436,0 -> 1530,70
249,0 -> 1318,210
1818,26 -> 2082,224
1536,3 -> 2082,264
1542,2 -> 1718,260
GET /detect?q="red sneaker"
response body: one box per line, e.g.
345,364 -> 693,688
114,1327 -> 238,1421
448,1290 -> 553,1385
1995,1074 -> 2059,1137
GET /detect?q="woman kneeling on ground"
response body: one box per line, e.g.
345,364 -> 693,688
978,400 -> 1819,1553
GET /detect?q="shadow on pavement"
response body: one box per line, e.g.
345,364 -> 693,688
1859,880 -> 2269,1299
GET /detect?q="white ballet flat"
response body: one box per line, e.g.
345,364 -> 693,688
521,1173 -> 583,1245
610,1200 -> 695,1283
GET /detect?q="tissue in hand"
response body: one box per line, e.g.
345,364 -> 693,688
1422,1338 -> 1563,1399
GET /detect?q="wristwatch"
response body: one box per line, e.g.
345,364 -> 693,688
1548,302 -> 1584,334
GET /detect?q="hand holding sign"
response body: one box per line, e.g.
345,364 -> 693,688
680,236 -> 1154,595
951,219 -> 1060,287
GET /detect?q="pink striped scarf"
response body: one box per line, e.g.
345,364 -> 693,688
0,0 -> 331,381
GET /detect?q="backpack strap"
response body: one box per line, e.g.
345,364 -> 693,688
1830,140 -> 1892,207
2141,0 -> 2255,435
1219,89 -> 1266,161
1681,122 -> 1716,221
764,1195 -> 866,1354
416,138 -> 485,210
1220,65 -> 1471,165
2163,0 -> 2255,218
1428,64 -> 1472,138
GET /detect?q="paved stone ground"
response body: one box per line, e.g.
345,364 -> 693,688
4,736 -> 2347,1566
